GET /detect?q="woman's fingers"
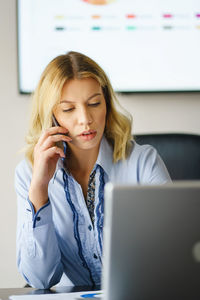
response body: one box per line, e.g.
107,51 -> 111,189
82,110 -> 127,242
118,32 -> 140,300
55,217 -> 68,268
33,126 -> 72,168
37,126 -> 69,147
44,146 -> 66,159
35,146 -> 65,164
41,134 -> 72,151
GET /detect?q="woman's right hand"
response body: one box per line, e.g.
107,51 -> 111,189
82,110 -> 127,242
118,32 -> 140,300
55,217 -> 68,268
29,126 -> 72,212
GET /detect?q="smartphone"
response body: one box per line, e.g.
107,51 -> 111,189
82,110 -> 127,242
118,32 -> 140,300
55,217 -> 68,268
52,115 -> 68,158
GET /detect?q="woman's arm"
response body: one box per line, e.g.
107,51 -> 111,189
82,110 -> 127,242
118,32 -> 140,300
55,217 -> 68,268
15,126 -> 71,289
15,159 -> 64,288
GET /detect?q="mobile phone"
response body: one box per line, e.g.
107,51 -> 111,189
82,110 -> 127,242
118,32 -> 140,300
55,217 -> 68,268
52,115 -> 68,157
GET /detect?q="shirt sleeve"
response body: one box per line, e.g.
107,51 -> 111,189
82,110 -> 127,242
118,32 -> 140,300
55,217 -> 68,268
15,159 -> 63,289
137,145 -> 172,184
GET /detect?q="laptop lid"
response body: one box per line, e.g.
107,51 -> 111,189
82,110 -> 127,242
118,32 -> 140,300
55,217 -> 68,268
102,182 -> 200,300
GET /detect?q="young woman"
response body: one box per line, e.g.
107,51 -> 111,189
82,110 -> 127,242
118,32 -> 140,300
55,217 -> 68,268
15,51 -> 171,289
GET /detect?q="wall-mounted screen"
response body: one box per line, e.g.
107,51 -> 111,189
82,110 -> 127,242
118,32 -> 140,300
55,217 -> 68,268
17,0 -> 200,93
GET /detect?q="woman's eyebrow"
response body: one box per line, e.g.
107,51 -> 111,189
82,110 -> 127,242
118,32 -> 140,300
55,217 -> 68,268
87,92 -> 101,101
60,100 -> 75,104
60,92 -> 102,104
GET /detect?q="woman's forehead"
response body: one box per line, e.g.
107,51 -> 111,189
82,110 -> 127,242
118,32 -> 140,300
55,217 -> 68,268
60,78 -> 102,102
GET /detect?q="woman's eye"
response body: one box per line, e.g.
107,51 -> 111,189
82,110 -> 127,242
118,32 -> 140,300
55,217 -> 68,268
62,108 -> 74,112
88,102 -> 100,107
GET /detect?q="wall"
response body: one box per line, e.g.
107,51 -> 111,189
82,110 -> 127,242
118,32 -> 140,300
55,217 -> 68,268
0,0 -> 199,288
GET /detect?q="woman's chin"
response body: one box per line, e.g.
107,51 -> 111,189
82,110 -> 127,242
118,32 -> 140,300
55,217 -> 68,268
69,135 -> 102,152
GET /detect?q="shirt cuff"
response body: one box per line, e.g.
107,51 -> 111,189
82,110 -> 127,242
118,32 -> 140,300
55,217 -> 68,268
25,197 -> 51,228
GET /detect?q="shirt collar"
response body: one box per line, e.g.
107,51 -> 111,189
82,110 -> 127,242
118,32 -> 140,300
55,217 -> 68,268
52,157 -> 66,182
95,135 -> 113,178
53,135 -> 113,180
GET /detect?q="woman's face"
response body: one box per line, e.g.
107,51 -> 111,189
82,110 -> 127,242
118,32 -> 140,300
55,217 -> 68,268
53,77 -> 107,151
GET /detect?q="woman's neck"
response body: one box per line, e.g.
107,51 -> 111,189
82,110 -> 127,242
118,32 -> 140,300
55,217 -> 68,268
66,145 -> 100,176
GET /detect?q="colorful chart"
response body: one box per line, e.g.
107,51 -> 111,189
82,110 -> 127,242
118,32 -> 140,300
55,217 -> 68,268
18,0 -> 200,93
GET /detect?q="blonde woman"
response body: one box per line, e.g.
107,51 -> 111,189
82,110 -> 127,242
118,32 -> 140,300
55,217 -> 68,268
15,51 -> 170,289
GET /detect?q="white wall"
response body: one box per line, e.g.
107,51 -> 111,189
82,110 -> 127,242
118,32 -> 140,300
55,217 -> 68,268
118,92 -> 200,134
0,0 -> 200,288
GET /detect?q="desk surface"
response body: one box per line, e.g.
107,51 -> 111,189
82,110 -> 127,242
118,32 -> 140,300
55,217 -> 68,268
0,286 -> 99,300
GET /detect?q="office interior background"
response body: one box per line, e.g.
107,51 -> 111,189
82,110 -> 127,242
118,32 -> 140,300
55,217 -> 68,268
0,0 -> 200,288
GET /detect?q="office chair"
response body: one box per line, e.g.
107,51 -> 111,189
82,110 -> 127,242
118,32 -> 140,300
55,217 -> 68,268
135,133 -> 200,180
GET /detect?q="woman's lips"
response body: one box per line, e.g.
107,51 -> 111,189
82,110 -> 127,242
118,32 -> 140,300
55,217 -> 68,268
78,130 -> 97,141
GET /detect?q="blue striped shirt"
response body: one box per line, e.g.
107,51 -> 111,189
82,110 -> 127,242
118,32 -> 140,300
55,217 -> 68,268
15,136 -> 171,289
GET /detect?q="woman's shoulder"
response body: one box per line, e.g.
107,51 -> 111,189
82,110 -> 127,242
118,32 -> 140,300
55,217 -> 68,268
110,141 -> 159,171
128,140 -> 158,161
128,141 -> 171,183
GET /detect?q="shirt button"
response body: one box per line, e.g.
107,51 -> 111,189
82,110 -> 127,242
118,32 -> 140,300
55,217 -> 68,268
88,225 -> 92,231
36,217 -> 41,221
93,253 -> 98,259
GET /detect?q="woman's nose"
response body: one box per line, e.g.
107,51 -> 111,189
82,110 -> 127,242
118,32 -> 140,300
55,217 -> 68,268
78,107 -> 92,125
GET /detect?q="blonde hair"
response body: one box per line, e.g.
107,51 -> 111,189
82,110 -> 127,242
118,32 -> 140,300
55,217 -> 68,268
25,51 -> 133,165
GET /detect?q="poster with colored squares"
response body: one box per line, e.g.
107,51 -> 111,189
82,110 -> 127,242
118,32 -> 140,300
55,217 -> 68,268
18,0 -> 200,93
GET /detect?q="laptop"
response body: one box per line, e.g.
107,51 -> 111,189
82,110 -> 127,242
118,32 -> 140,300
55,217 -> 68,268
102,181 -> 200,300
